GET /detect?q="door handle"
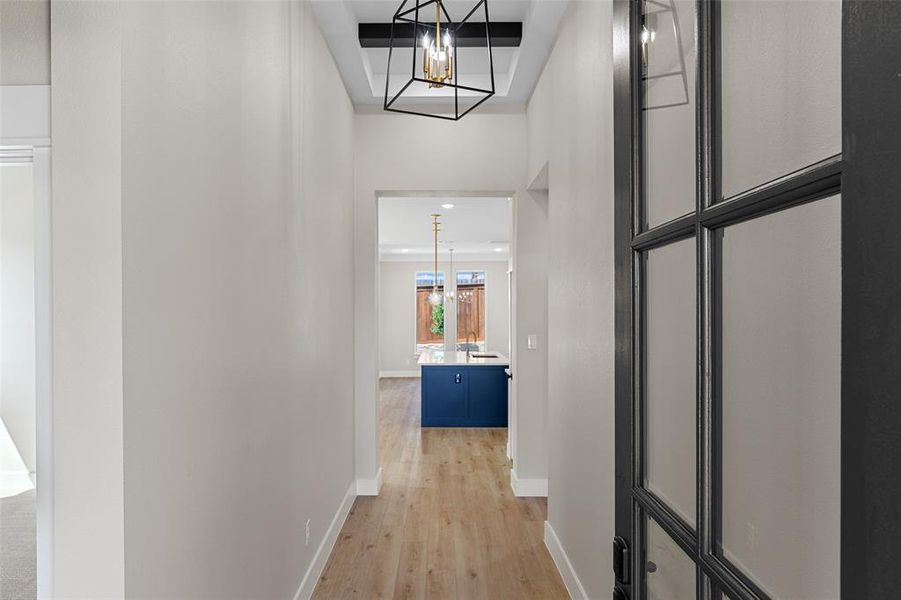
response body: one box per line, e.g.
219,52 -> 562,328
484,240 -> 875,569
613,536 -> 630,584
455,373 -> 462,384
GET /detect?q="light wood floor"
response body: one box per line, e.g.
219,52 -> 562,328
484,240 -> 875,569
312,378 -> 568,599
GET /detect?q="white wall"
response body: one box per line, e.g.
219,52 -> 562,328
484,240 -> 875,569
52,1 -> 356,597
120,2 -> 355,597
526,1 -> 616,597
510,187 -> 548,483
0,0 -> 50,85
379,260 -> 509,374
354,112 -> 526,483
0,162 -> 36,474
51,1 -> 125,595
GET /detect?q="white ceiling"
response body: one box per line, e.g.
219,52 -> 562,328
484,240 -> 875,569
347,0 -> 529,22
378,196 -> 511,261
311,0 -> 568,110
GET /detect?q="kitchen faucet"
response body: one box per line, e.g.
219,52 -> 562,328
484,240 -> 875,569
466,331 -> 477,360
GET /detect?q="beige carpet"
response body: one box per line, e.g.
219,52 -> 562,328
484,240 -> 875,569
0,490 -> 35,600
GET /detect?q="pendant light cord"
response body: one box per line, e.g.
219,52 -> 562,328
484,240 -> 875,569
431,214 -> 440,296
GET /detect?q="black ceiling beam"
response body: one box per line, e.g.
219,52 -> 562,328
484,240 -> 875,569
358,22 -> 522,48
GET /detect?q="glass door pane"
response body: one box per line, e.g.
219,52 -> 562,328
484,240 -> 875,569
644,238 -> 696,526
642,0 -> 697,228
720,0 -> 841,198
455,270 -> 485,352
646,516 -> 696,600
720,197 -> 841,598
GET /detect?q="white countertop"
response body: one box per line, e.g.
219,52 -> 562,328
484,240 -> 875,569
418,348 -> 510,367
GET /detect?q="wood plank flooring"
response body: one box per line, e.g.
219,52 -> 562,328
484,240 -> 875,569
312,378 -> 568,599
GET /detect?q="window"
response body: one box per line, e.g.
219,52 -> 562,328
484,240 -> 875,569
415,271 -> 445,352
455,270 -> 486,352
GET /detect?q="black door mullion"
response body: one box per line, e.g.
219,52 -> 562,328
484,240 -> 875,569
630,154 -> 842,255
696,1 -> 718,585
634,487 -> 697,555
701,154 -> 842,228
701,553 -> 768,600
630,213 -> 695,251
613,0 -> 640,596
632,250 -> 645,493
697,222 -> 715,555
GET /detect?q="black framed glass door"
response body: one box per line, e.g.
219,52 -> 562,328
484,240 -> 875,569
612,0 -> 901,598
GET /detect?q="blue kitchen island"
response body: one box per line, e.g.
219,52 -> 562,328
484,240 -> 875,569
418,348 -> 509,427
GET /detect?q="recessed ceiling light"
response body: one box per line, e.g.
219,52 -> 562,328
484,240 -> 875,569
399,248 -> 410,253
494,247 -> 504,252
441,203 -> 455,209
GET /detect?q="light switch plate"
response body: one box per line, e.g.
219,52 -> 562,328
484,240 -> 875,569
527,334 -> 538,350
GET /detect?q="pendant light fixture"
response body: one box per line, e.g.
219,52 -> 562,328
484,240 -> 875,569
428,214 -> 443,306
384,0 -> 495,120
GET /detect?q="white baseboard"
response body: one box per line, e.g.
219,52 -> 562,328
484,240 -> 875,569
544,521 -> 589,600
379,370 -> 421,378
510,468 -> 548,497
293,481 -> 357,600
355,467 -> 383,496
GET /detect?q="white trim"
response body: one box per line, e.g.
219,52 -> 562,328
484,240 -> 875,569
355,467 -> 383,496
0,137 -> 51,148
379,370 -> 420,378
32,146 -> 54,600
544,521 -> 589,600
0,147 -> 35,161
510,468 -> 548,497
376,190 -> 516,199
380,253 -> 509,263
292,481 -> 357,600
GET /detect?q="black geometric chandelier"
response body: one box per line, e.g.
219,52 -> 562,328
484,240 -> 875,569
382,0 -> 496,121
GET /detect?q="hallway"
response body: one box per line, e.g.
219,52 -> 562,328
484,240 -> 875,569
312,378 -> 567,599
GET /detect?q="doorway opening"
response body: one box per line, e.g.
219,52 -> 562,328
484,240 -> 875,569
311,191 -> 567,597
0,146 -> 52,600
376,194 -> 512,378
1,83 -> 53,599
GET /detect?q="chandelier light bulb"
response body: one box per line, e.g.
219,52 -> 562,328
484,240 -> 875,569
420,0 -> 453,88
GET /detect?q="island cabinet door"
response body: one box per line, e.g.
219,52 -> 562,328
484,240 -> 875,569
467,366 -> 508,427
421,367 -> 469,425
